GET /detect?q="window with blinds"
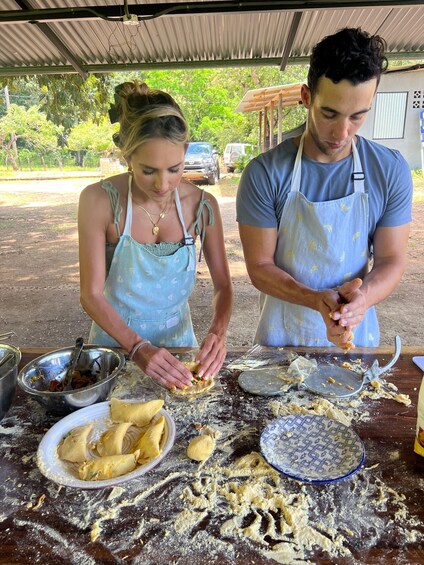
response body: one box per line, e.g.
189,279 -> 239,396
373,91 -> 408,139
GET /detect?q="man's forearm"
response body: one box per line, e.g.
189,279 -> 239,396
361,258 -> 406,310
247,262 -> 320,311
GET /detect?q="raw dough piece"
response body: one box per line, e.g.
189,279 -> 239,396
78,450 -> 140,481
110,397 -> 164,427
96,422 -> 132,456
171,361 -> 215,396
187,434 -> 215,461
171,376 -> 215,396
183,360 -> 201,373
133,415 -> 165,464
57,423 -> 93,463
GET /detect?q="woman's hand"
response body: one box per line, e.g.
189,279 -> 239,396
196,332 -> 227,379
132,343 -> 193,390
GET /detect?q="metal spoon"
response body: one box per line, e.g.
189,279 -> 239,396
62,337 -> 84,391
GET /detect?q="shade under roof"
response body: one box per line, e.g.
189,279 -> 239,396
0,1 -> 423,76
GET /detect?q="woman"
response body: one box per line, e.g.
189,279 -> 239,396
78,82 -> 233,390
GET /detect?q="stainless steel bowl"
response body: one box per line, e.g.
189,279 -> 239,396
17,346 -> 125,416
0,344 -> 22,421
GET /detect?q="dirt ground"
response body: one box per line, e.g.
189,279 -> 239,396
0,175 -> 423,349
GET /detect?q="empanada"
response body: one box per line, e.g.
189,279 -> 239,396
57,423 -> 93,463
96,422 -> 132,456
110,398 -> 164,427
78,451 -> 140,481
170,361 -> 215,396
133,416 -> 165,464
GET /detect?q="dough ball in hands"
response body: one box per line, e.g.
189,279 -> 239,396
341,332 -> 355,352
187,434 -> 215,462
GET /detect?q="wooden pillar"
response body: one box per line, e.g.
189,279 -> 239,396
259,111 -> 264,152
264,106 -> 268,151
269,101 -> 275,149
277,93 -> 283,144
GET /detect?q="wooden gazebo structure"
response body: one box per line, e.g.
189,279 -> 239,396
235,83 -> 303,151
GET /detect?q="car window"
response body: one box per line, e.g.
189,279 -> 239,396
187,144 -> 211,156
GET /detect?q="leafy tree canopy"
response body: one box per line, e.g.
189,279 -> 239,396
0,104 -> 63,151
67,118 -> 117,153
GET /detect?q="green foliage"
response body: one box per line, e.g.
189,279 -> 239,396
67,118 -> 117,153
39,74 -> 112,131
0,104 -> 63,151
234,146 -> 261,172
110,66 -> 309,153
0,66 -> 308,163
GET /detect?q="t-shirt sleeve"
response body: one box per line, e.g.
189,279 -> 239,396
236,158 -> 279,228
377,150 -> 412,228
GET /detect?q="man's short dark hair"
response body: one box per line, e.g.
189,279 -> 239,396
307,27 -> 388,97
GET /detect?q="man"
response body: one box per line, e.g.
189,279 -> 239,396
236,27 -> 412,349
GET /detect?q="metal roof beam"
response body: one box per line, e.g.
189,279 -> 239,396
279,11 -> 303,71
12,0 -> 88,78
0,1 -> 423,24
0,52 -> 422,77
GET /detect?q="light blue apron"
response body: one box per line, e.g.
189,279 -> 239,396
89,177 -> 198,348
254,133 -> 379,347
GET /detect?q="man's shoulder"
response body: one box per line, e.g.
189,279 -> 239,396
249,138 -> 297,169
357,135 -> 406,163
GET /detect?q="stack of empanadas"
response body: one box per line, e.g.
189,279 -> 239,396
57,398 -> 166,481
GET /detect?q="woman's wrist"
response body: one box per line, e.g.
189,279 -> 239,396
128,338 -> 151,360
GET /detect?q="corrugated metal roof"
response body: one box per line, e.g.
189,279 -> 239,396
0,1 -> 423,76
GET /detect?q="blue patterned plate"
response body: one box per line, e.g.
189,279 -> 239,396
260,415 -> 365,484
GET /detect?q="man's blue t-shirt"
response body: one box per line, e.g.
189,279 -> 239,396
236,136 -> 412,246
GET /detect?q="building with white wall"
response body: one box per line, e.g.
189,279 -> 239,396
359,65 -> 424,171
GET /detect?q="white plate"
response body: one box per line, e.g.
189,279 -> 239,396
413,356 -> 424,372
37,401 -> 175,489
260,415 -> 365,484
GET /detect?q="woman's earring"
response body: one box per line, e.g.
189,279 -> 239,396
128,166 -> 133,174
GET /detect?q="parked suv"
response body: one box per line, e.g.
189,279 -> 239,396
183,142 -> 219,185
223,143 -> 254,172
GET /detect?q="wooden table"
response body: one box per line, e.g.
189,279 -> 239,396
0,346 -> 423,565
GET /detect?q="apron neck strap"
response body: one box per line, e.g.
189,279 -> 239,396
291,133 -> 365,194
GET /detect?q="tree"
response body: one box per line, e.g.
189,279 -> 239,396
0,74 -> 112,133
67,118 -> 116,153
110,66 -> 309,152
0,104 -> 63,170
66,118 -> 117,166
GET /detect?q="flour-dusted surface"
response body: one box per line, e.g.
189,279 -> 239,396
1,348 -> 423,565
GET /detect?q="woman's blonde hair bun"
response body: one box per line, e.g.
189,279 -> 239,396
110,80 -> 188,157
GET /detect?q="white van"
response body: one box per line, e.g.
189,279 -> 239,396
223,143 -> 253,172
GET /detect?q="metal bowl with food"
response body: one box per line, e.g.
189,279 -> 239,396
0,344 -> 22,421
17,346 -> 125,416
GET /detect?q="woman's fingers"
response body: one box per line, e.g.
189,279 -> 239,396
135,346 -> 193,389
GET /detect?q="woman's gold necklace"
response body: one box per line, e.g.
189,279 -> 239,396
135,200 -> 171,235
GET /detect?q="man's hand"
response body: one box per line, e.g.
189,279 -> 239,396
330,278 -> 366,329
316,289 -> 355,349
